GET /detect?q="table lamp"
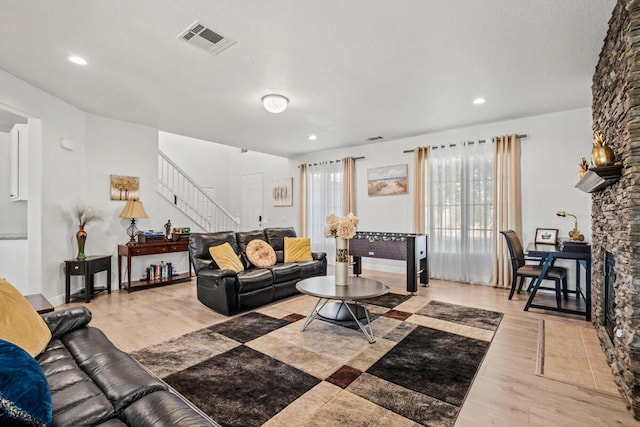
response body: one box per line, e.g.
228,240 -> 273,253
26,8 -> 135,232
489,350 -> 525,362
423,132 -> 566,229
119,200 -> 148,245
556,210 -> 585,241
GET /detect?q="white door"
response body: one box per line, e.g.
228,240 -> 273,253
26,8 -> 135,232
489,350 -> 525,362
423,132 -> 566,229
241,173 -> 263,231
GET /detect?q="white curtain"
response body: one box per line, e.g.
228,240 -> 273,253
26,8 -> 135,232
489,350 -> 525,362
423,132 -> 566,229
427,142 -> 494,284
306,161 -> 343,263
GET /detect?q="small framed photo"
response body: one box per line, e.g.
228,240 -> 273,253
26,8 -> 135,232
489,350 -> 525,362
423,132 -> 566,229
535,228 -> 558,245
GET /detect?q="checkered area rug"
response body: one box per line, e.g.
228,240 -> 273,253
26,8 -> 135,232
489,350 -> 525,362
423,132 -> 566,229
132,294 -> 502,427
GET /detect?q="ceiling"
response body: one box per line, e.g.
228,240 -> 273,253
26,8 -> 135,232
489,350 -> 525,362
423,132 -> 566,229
0,0 -> 616,157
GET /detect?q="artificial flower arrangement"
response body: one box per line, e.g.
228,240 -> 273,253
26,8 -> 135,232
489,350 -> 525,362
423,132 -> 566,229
324,212 -> 359,239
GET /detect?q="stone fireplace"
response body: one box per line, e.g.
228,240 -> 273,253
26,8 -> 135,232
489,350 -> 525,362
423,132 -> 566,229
592,0 -> 640,419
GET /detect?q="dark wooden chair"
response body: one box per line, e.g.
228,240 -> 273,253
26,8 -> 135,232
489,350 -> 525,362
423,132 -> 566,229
500,230 -> 568,307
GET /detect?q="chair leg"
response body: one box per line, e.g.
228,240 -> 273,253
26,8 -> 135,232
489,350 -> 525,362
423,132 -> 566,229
517,277 -> 525,294
555,279 -> 561,308
562,277 -> 569,301
509,275 -> 518,300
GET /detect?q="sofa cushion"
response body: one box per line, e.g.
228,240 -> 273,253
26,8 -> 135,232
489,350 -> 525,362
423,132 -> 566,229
269,263 -> 301,283
264,227 -> 297,251
0,278 -> 51,357
284,237 -> 313,262
122,390 -> 215,426
246,240 -> 277,268
209,243 -> 244,273
62,327 -> 168,412
0,339 -> 52,427
236,269 -> 273,293
189,232 -> 239,272
296,260 -> 326,277
235,230 -> 267,253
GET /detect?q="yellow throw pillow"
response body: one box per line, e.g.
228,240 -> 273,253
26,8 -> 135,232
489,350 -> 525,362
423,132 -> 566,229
209,242 -> 244,273
0,278 -> 52,357
284,237 -> 313,263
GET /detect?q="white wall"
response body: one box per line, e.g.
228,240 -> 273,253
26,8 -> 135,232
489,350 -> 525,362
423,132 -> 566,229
159,132 -> 297,230
291,108 -> 593,277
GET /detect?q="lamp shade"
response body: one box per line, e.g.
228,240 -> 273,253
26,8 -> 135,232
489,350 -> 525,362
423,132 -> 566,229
119,200 -> 148,219
261,94 -> 289,113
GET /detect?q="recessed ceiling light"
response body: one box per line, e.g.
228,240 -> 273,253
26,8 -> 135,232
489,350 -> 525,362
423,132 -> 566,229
68,56 -> 87,65
308,134 -> 317,141
472,97 -> 486,105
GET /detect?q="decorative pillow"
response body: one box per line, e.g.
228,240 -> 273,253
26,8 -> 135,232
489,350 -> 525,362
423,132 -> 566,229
0,339 -> 52,427
284,237 -> 313,263
245,240 -> 277,268
209,243 -> 244,273
0,279 -> 51,357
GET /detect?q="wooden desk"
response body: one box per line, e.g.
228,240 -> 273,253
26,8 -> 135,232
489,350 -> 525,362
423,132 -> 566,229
525,242 -> 591,320
26,293 -> 54,314
65,255 -> 112,303
117,240 -> 193,292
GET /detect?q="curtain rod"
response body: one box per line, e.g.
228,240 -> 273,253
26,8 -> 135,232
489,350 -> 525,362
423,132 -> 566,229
299,156 -> 365,167
402,134 -> 528,153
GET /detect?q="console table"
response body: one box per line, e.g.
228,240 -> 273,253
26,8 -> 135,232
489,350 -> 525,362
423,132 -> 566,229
117,240 -> 193,292
65,255 -> 112,303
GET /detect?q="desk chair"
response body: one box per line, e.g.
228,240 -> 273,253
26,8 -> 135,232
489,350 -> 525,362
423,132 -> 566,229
500,230 -> 568,307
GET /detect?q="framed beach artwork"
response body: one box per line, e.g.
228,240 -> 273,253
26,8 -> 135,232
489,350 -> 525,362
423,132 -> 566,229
110,175 -> 140,201
367,164 -> 408,196
272,177 -> 293,206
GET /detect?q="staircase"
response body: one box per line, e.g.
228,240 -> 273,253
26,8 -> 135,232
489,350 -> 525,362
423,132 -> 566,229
157,151 -> 239,232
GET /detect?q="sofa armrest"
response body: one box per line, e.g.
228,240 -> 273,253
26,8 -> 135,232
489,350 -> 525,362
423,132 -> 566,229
312,252 -> 326,261
41,306 -> 92,339
199,268 -> 238,279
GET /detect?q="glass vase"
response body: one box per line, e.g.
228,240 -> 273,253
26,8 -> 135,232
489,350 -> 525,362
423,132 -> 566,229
76,225 -> 87,260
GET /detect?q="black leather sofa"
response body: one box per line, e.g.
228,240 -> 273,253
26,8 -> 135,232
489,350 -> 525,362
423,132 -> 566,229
189,227 -> 327,315
38,306 -> 217,426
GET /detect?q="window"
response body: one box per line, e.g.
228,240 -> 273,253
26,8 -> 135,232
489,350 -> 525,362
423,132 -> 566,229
427,142 -> 494,283
306,161 -> 343,261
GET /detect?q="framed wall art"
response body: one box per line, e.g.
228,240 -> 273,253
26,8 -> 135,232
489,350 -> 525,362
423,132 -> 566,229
110,175 -> 140,201
272,177 -> 293,206
534,228 -> 559,245
367,164 -> 408,196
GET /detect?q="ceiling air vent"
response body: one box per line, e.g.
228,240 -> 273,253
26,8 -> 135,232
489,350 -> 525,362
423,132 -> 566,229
366,136 -> 384,141
177,21 -> 236,55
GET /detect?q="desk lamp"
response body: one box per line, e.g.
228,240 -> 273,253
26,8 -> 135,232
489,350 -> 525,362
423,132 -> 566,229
119,200 -> 148,245
556,210 -> 585,241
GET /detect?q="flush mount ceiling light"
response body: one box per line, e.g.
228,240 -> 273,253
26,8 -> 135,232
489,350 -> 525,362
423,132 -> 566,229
261,94 -> 289,114
472,97 -> 486,105
308,134 -> 317,141
68,56 -> 87,65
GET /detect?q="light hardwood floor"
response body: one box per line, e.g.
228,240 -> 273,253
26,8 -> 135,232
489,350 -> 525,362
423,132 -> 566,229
57,270 -> 640,426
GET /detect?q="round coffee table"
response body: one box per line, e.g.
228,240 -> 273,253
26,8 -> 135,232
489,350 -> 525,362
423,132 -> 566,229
296,275 -> 390,343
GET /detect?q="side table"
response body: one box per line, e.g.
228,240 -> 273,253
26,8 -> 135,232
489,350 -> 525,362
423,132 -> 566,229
25,293 -> 54,314
65,255 -> 112,303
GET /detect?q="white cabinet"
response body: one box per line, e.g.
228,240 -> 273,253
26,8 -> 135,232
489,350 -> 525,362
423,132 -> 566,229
9,124 -> 28,201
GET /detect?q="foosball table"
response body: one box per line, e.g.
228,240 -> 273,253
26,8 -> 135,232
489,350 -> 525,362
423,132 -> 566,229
349,231 -> 429,293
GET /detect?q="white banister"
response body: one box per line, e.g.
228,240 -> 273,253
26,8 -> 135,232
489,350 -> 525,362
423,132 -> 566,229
157,151 -> 239,232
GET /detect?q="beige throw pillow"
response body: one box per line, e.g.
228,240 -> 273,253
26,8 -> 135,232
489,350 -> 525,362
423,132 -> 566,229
246,240 -> 277,268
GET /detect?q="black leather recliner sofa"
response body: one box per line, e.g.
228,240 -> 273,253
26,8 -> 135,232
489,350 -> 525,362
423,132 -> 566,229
38,306 -> 217,426
189,227 -> 327,315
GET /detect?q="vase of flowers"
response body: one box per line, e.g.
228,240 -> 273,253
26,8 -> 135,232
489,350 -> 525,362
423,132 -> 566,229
72,206 -> 102,260
324,212 -> 359,285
